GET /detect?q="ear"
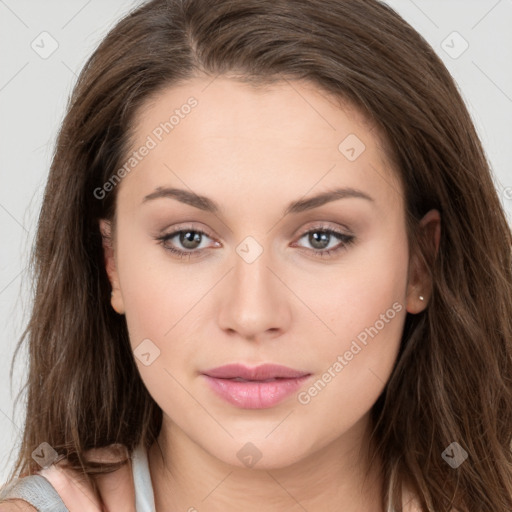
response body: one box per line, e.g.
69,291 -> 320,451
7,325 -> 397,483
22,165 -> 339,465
99,219 -> 125,315
406,209 -> 441,314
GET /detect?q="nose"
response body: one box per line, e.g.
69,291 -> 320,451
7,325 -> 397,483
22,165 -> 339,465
217,241 -> 292,342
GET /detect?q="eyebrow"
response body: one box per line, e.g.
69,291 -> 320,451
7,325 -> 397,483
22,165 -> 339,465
142,186 -> 374,216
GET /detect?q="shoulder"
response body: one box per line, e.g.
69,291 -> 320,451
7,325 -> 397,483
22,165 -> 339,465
0,499 -> 38,511
1,444 -> 135,512
0,472 -> 67,511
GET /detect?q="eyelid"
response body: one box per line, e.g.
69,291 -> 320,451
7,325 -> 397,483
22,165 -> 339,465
158,222 -> 217,241
292,221 -> 354,242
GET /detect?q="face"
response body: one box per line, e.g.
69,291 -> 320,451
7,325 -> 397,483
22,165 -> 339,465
101,76 -> 432,470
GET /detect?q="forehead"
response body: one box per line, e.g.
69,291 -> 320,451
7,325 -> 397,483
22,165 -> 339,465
116,76 -> 402,214
134,76 -> 379,149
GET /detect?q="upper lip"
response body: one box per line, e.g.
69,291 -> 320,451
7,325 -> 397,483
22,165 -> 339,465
202,363 -> 310,381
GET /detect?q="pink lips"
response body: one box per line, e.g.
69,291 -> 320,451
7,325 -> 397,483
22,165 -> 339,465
201,363 -> 311,409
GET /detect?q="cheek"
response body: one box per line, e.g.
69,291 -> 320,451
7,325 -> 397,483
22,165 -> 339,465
115,227 -> 208,343
297,302 -> 405,437
294,224 -> 409,346
115,231 -> 218,417
295,230 -> 409,419
115,240 -> 202,413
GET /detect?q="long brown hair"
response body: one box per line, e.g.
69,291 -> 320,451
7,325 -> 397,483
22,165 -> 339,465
3,0 -> 512,510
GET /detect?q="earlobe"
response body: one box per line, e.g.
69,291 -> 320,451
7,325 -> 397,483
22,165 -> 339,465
405,209 -> 441,314
99,219 -> 125,315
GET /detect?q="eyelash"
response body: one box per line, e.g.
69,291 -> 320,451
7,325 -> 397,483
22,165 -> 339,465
156,224 -> 355,260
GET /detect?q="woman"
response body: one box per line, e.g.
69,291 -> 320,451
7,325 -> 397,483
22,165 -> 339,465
1,0 -> 511,510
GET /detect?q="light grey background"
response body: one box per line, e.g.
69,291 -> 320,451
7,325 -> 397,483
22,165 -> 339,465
1,0 -> 511,482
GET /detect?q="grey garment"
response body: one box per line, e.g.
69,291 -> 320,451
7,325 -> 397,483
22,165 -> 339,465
0,474 -> 69,511
0,443 -> 156,512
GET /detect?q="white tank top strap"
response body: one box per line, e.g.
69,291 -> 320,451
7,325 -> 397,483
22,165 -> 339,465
132,442 -> 157,512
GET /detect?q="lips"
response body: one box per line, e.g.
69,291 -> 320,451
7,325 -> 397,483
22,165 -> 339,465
201,363 -> 311,409
203,363 -> 309,380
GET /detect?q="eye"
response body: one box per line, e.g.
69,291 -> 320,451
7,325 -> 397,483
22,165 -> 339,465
292,224 -> 355,258
156,223 -> 355,260
156,226 -> 218,259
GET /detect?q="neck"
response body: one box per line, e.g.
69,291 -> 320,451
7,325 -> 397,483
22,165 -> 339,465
148,415 -> 385,512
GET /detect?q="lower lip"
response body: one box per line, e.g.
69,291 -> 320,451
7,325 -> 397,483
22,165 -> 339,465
202,375 -> 311,409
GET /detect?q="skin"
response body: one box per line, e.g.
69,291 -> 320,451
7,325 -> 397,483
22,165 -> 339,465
0,445 -> 136,512
100,76 -> 440,512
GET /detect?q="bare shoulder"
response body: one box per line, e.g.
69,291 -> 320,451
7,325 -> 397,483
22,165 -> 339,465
0,499 -> 37,511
